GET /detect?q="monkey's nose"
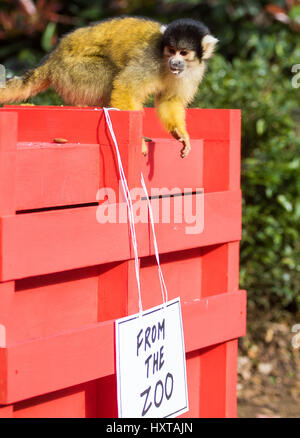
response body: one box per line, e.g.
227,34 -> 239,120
170,59 -> 185,71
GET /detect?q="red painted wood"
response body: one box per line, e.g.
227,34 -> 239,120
225,339 -> 238,418
16,143 -> 100,210
0,405 -> 13,418
202,140 -> 230,193
0,112 -> 17,215
1,107 -> 241,209
143,108 -> 241,141
2,106 -> 142,146
199,343 -> 227,417
0,191 -> 240,281
13,381 -> 97,418
201,243 -> 229,298
0,106 -> 244,417
0,290 -> 246,404
148,190 -> 242,256
179,351 -> 201,418
96,375 -> 118,418
0,205 -> 133,281
139,248 -> 201,310
227,241 -> 240,292
97,261 -> 129,322
141,139 -> 203,192
229,110 -> 241,191
0,268 -> 99,344
15,138 -> 202,210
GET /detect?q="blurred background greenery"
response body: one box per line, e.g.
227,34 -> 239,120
1,0 -> 300,313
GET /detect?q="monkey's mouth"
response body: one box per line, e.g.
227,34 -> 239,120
170,68 -> 184,76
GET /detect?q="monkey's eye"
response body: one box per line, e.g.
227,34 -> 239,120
168,47 -> 176,54
180,50 -> 188,56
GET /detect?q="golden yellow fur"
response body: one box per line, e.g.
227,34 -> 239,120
0,17 -> 217,157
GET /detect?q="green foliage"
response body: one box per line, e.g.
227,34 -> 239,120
193,31 -> 300,309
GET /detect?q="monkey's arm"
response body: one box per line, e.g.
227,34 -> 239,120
155,94 -> 191,158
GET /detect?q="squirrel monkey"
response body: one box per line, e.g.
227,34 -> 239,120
0,17 -> 217,157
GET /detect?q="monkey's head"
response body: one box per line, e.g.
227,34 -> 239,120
161,19 -> 218,77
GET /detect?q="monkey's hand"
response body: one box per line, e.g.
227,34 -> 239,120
170,128 -> 191,158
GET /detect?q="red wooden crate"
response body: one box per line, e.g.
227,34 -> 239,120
0,106 -> 246,418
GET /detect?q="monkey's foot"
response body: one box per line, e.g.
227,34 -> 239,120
170,129 -> 191,158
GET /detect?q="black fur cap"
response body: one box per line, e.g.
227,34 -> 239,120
162,18 -> 210,59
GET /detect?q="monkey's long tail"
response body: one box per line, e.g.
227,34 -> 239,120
0,63 -> 51,104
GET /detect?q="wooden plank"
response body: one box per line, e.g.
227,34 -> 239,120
0,191 -> 241,281
97,261 -> 129,322
201,243 -> 229,298
139,248 -> 202,310
179,351 -> 201,418
16,143 -> 100,210
0,268 -> 99,344
225,339 -> 238,418
0,109 -> 240,211
0,205 -> 134,281
199,343 -> 227,417
143,108 -> 241,141
0,290 -> 246,404
203,140 -> 230,193
0,112 -> 17,215
0,405 -> 13,418
14,138 -> 202,210
141,139 -> 203,192
13,381 -> 97,418
2,106 -> 142,146
149,190 -> 242,256
3,107 -> 239,142
229,110 -> 241,191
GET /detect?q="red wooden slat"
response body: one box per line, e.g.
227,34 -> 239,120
0,268 -> 99,344
0,112 -> 17,215
13,381 -> 97,418
225,339 -> 238,418
0,191 -> 241,281
15,138 -> 203,210
143,108 -> 241,141
141,139 -> 203,192
16,143 -> 100,210
149,190 -> 242,256
0,205 -> 134,281
2,106 -> 142,146
0,290 -> 246,404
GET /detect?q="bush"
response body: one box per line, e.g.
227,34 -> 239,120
1,1 -> 299,310
193,35 -> 300,309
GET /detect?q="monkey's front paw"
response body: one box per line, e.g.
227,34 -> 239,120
171,129 -> 191,158
180,144 -> 191,158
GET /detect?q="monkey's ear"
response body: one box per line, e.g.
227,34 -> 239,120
201,35 -> 218,60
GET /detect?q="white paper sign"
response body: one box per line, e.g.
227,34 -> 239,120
115,297 -> 188,418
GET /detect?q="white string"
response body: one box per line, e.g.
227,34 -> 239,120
141,173 -> 168,305
103,107 -> 169,311
103,107 -> 143,313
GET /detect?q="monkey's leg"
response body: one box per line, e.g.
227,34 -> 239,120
155,95 -> 191,158
110,72 -> 149,155
51,56 -> 117,106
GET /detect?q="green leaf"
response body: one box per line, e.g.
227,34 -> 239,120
256,118 -> 266,135
277,194 -> 293,212
41,22 -> 57,52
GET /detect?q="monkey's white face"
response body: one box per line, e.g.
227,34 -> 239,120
163,46 -> 197,77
